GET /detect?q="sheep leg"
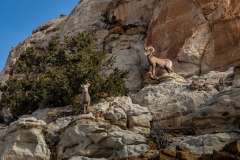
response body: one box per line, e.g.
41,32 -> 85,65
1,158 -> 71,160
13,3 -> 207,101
166,66 -> 174,73
86,101 -> 90,113
165,67 -> 170,73
165,67 -> 171,73
83,104 -> 87,114
152,65 -> 159,79
165,60 -> 174,73
149,65 -> 153,73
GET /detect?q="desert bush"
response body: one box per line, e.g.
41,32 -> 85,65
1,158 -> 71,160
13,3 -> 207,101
150,122 -> 169,150
0,32 -> 129,116
101,10 -> 122,26
0,78 -> 43,116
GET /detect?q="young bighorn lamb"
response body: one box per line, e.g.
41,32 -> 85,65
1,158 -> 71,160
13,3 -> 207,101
81,83 -> 91,114
144,46 -> 174,79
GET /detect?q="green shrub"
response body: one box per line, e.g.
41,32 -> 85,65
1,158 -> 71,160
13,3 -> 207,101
0,32 -> 129,116
101,10 -> 122,26
0,78 -> 43,116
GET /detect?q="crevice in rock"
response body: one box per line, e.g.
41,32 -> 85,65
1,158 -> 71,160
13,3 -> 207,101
188,0 -> 201,9
199,32 -> 212,76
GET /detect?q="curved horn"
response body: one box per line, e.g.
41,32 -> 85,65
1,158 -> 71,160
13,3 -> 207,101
148,46 -> 155,53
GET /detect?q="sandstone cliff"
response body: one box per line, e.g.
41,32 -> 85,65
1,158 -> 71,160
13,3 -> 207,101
1,0 -> 240,92
0,65 -> 239,159
0,0 -> 240,159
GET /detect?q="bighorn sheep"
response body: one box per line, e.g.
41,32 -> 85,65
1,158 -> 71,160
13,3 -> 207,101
81,83 -> 91,114
144,46 -> 174,79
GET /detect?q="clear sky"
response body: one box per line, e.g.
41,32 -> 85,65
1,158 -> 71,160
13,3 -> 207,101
0,1 -> 79,73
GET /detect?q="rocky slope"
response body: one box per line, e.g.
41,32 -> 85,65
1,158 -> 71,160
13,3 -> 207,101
0,66 -> 239,159
0,0 -> 240,159
1,0 -> 240,92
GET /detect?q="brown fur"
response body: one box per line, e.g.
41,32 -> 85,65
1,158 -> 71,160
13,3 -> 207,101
144,46 -> 174,79
81,83 -> 91,114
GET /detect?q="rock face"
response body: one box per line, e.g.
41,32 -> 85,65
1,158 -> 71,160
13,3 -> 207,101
0,117 -> 50,160
0,97 -> 153,160
170,132 -> 240,156
131,68 -> 240,135
1,0 -> 240,92
104,25 -> 149,92
57,116 -> 149,159
192,88 -> 240,134
1,0 -> 240,159
0,68 -> 240,159
146,0 -> 240,77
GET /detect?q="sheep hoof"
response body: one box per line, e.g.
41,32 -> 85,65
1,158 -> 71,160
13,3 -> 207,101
154,76 -> 159,80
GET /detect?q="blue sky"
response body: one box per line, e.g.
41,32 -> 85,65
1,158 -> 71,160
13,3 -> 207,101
0,1 -> 79,72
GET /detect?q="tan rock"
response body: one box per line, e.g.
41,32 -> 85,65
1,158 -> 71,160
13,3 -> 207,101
146,0 -> 209,76
222,140 -> 240,154
177,151 -> 197,160
144,0 -> 240,78
110,0 -> 155,25
192,88 -> 240,134
110,34 -> 148,92
0,117 -> 50,160
141,150 -> 159,159
109,26 -> 124,35
129,126 -> 150,136
147,140 -> 157,150
125,26 -> 147,35
197,0 -> 221,15
159,150 -> 178,160
212,150 -> 236,160
162,147 -> 177,157
201,19 -> 240,75
128,116 -> 150,128
176,145 -> 190,153
141,72 -> 161,88
88,132 -> 108,144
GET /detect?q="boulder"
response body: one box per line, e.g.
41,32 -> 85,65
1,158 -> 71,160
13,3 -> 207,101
0,117 -> 50,160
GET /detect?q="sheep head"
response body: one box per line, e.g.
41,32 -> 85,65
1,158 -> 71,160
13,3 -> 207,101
81,83 -> 90,93
144,46 -> 155,56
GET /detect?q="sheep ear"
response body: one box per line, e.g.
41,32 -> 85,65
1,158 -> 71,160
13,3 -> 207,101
81,85 -> 84,88
86,83 -> 90,87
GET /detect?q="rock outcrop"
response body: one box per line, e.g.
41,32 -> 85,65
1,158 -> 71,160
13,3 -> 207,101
0,67 -> 239,159
1,0 -> 240,92
170,132 -> 240,156
0,97 -> 153,160
0,117 -> 50,160
132,68 -> 240,136
192,88 -> 240,134
0,0 -> 240,159
146,0 -> 240,77
57,114 -> 149,159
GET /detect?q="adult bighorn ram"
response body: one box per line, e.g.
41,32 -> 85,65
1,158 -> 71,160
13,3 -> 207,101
144,46 -> 174,79
81,83 -> 91,114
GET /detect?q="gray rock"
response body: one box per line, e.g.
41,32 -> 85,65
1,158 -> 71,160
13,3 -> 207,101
0,117 -> 50,160
170,132 -> 240,156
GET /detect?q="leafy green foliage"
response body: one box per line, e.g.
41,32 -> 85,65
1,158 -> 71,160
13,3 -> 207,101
101,10 -> 122,26
0,78 -> 43,116
0,32 -> 129,116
